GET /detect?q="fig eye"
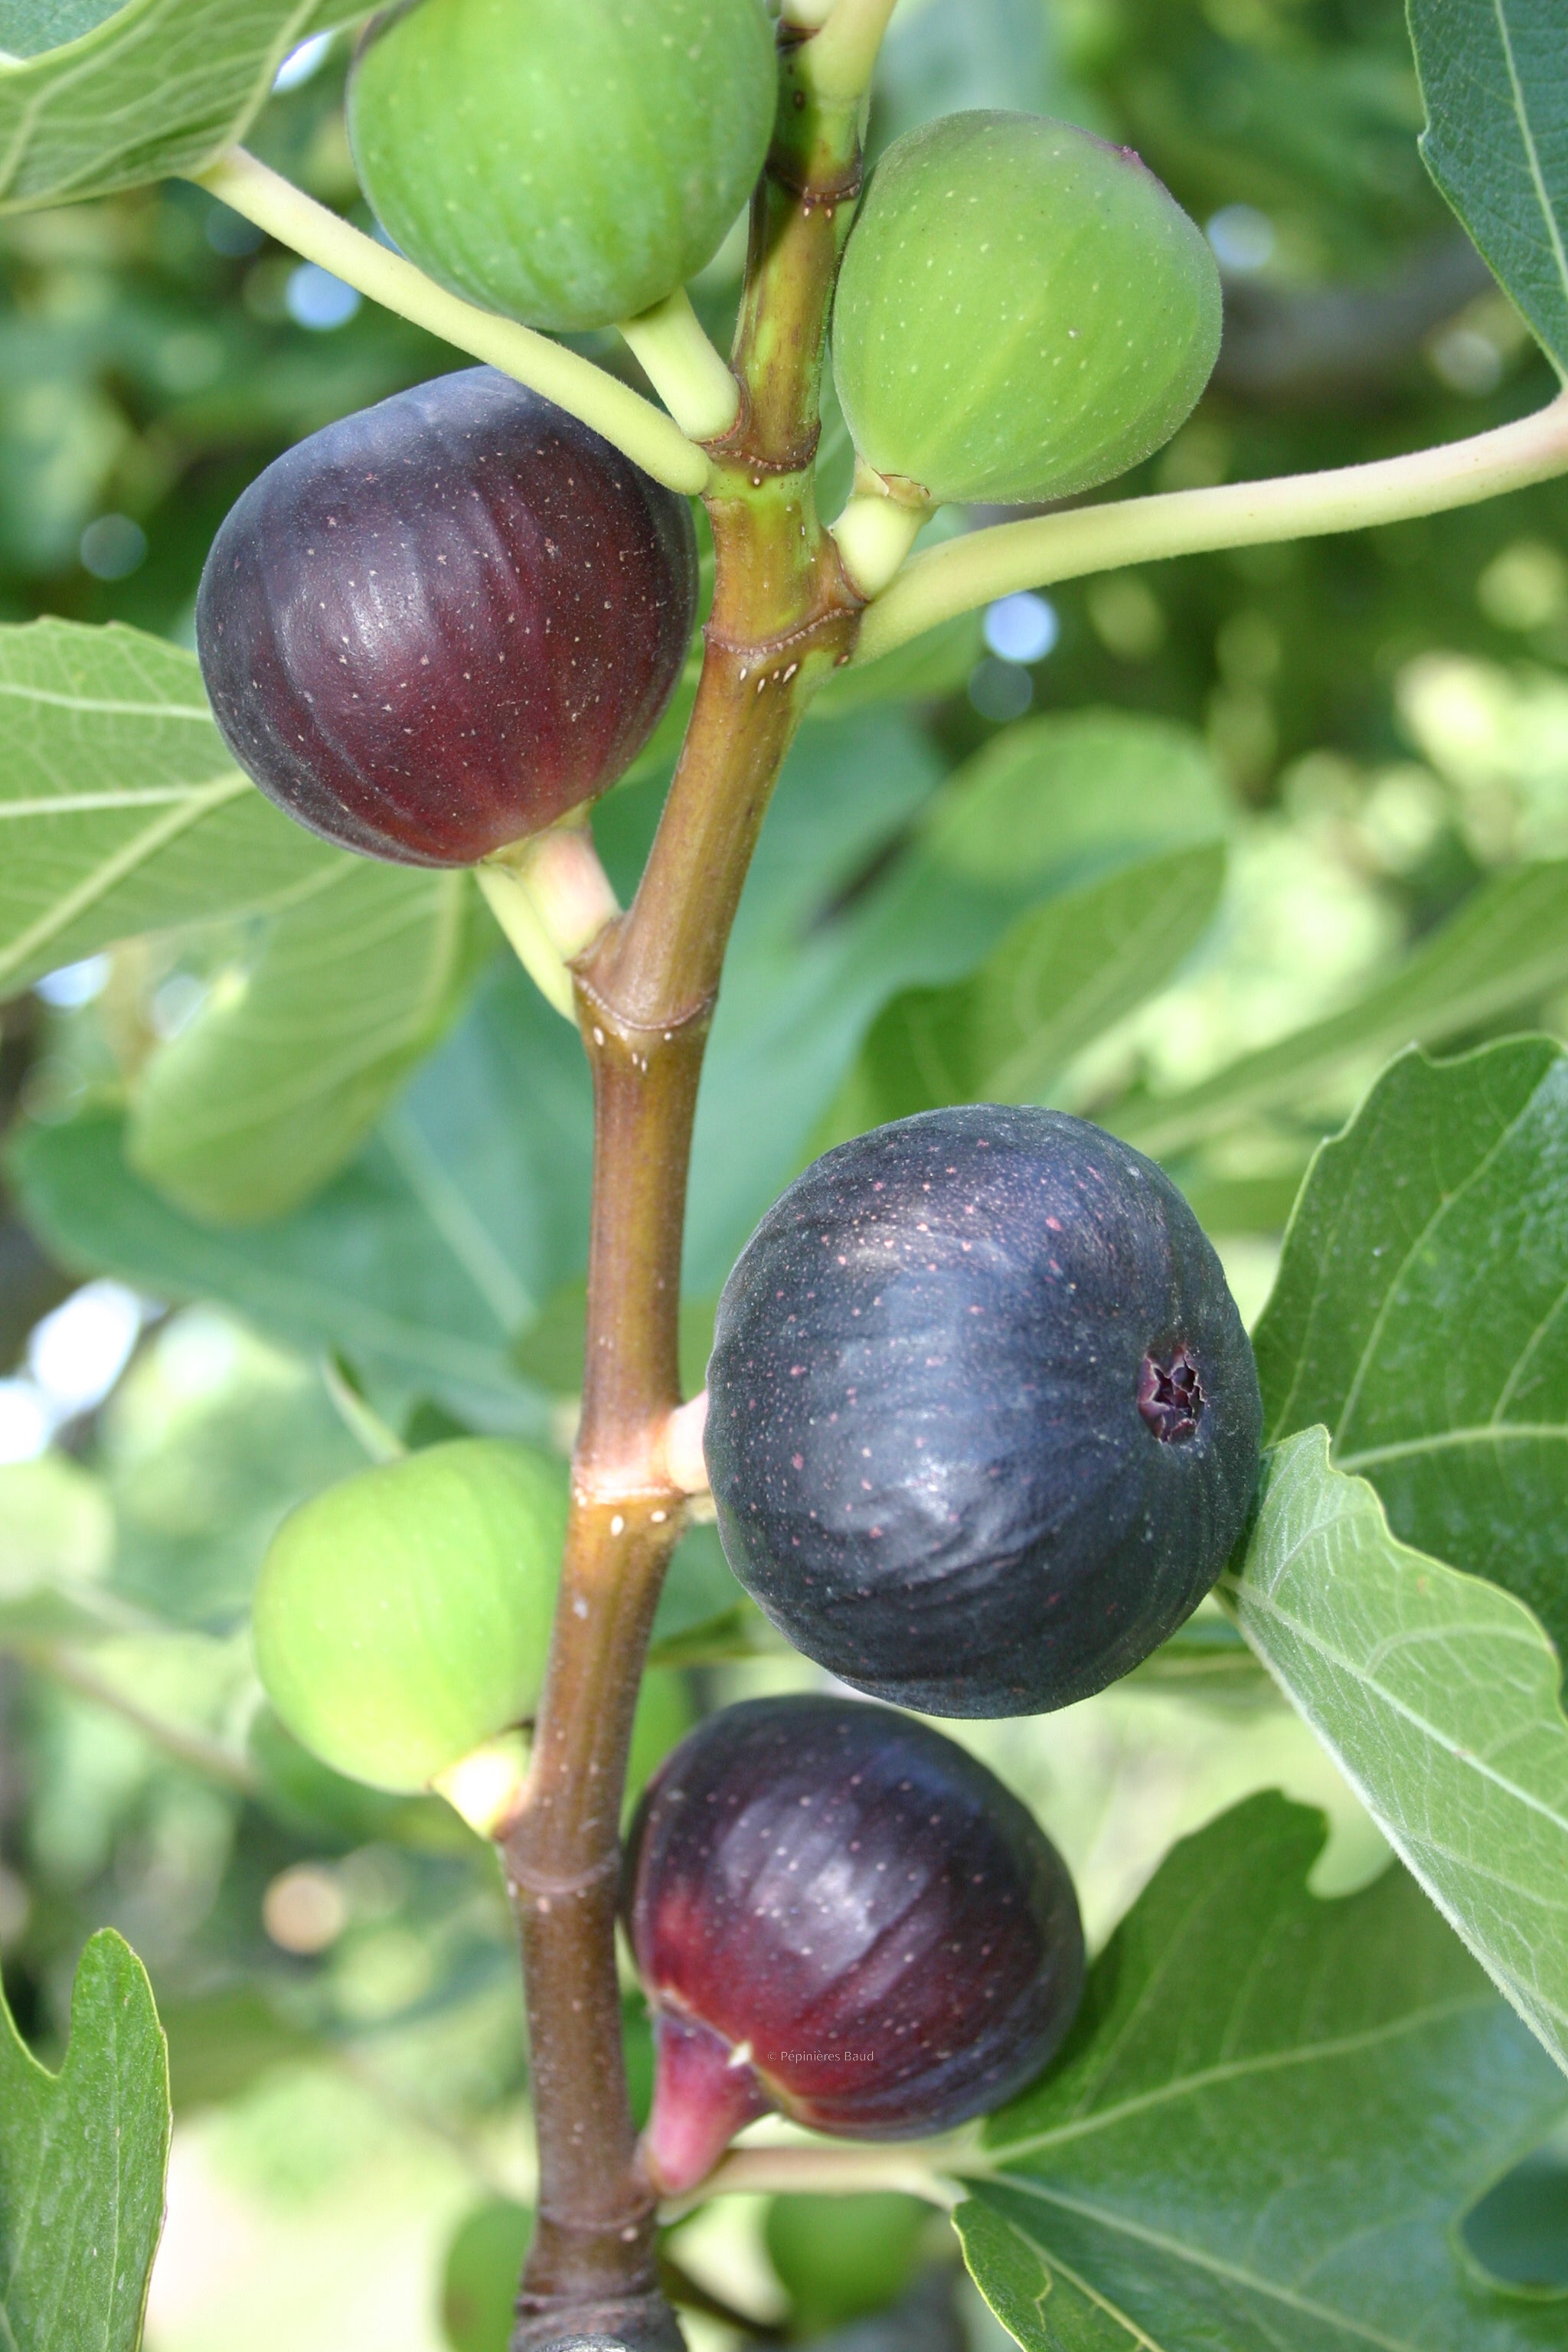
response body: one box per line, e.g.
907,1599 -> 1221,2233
1138,1344 -> 1205,1442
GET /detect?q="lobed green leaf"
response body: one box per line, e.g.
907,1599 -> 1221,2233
0,619 -> 341,995
828,842 -> 1225,1137
8,957 -> 592,1417
126,864 -> 490,1224
1256,1037 -> 1568,1655
0,1929 -> 171,2352
962,1792 -> 1568,2350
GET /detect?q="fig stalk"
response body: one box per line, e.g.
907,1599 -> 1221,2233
618,290 -> 742,445
496,30 -> 867,2350
478,825 -> 622,1024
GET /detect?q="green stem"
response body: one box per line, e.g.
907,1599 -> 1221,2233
618,290 -> 740,443
854,387 -> 1568,662
799,0 -> 902,102
190,149 -> 710,497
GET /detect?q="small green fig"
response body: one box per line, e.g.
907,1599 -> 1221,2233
253,1439 -> 564,1794
348,0 -> 778,332
831,111 -> 1222,507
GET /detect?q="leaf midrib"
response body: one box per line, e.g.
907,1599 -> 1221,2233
0,772 -> 251,984
1224,1560 -> 1568,1849
1490,0 -> 1568,328
1338,1421 -> 1568,1470
981,1992 -> 1489,2167
976,2179 -> 1423,2352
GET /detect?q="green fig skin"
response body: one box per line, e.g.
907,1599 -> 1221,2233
348,0 -> 779,333
831,112 -> 1222,508
253,1439 -> 566,1795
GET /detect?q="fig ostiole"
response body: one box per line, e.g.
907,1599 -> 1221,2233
831,110 -> 1221,508
348,0 -> 778,334
623,1695 -> 1085,2193
253,1439 -> 566,1795
704,1104 -> 1262,1717
197,367 -> 697,869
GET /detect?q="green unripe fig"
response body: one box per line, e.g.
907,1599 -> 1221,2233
348,0 -> 778,332
831,112 -> 1222,507
253,1439 -> 565,1795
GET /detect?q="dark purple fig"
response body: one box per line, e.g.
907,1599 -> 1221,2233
704,1105 -> 1262,1717
196,367 -> 697,867
622,1695 -> 1083,2191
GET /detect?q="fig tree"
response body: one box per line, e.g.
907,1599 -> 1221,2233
197,367 -> 697,867
623,1695 -> 1083,2190
253,1439 -> 565,1793
704,1105 -> 1261,1717
831,112 -> 1222,507
348,0 -> 778,332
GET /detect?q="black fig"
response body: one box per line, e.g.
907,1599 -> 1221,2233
623,1695 -> 1083,2190
704,1105 -> 1262,1716
197,367 -> 697,867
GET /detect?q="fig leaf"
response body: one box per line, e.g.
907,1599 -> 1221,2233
963,1792 -> 1568,2349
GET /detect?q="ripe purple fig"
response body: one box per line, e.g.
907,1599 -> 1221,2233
704,1105 -> 1262,1717
623,1695 -> 1083,2191
196,367 -> 697,867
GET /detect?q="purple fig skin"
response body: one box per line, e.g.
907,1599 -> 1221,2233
704,1104 -> 1262,1717
196,367 -> 697,867
623,1695 -> 1084,2190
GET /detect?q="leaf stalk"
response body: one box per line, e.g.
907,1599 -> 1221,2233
855,390 -> 1568,662
189,149 -> 711,496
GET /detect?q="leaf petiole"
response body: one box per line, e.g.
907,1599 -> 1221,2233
189,149 -> 712,497
854,388 -> 1568,661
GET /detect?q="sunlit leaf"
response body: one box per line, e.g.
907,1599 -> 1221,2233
1117,861 -> 1568,1159
1256,1037 -> 1568,1655
0,619 -> 340,995
127,864 -> 490,1223
828,843 -> 1224,1136
1227,1430 -> 1568,2077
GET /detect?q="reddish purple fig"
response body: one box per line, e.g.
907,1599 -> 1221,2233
196,367 -> 697,867
622,1695 -> 1083,2191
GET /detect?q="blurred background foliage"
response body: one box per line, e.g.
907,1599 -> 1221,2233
3,0 -> 1568,2345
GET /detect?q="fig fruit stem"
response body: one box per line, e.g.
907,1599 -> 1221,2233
497,32 -> 864,2351
797,0 -> 902,103
434,1730 -> 533,1840
479,822 -> 622,1023
830,466 -> 933,598
190,149 -> 712,498
619,289 -> 741,445
854,387 -> 1568,661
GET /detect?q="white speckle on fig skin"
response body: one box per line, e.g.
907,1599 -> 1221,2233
705,1105 -> 1261,1717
